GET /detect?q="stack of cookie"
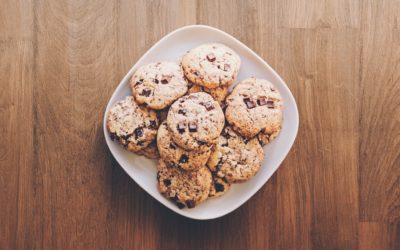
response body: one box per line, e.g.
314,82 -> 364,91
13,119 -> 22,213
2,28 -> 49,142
107,43 -> 283,209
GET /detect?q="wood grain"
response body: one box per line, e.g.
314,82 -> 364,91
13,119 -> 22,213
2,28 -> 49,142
0,0 -> 399,249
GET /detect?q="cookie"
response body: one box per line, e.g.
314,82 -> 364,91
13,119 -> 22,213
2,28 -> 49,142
167,92 -> 225,150
225,78 -> 283,138
136,140 -> 159,159
157,121 -> 212,171
107,96 -> 159,152
157,159 -> 212,208
130,61 -> 188,109
181,43 -> 241,89
207,127 -> 264,183
209,176 -> 230,198
257,128 -> 281,146
187,83 -> 229,105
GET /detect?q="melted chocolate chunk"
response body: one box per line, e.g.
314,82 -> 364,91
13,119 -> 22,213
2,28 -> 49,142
257,97 -> 268,106
202,101 -> 214,111
243,138 -> 250,144
176,202 -> 185,209
121,134 -> 132,140
266,100 -> 275,109
137,140 -> 144,146
186,200 -> 196,208
134,79 -> 144,86
188,122 -> 197,132
134,127 -> 143,139
224,64 -> 230,71
178,109 -> 186,115
244,97 -> 256,109
154,78 -> 159,84
177,123 -> 186,133
197,140 -> 207,146
149,120 -> 157,129
163,179 -> 171,187
179,154 -> 189,163
215,183 -> 225,192
169,142 -> 177,149
162,75 -> 172,84
206,53 -> 216,62
141,89 -> 151,97
109,132 -> 118,141
221,130 -> 231,139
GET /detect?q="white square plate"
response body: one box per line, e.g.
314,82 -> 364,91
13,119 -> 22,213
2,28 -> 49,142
103,25 -> 299,220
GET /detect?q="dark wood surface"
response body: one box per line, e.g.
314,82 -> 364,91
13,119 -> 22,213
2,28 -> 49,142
0,0 -> 399,249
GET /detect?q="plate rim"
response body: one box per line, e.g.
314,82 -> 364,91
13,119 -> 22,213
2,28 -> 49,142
103,24 -> 299,220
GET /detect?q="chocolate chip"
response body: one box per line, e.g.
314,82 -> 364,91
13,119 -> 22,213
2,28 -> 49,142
134,79 -> 144,86
134,127 -> 143,139
137,140 -> 144,146
221,143 -> 228,147
141,89 -> 151,97
202,101 -> 214,111
244,97 -> 256,109
206,53 -> 216,62
224,64 -> 230,71
266,100 -> 275,108
257,96 -> 268,106
121,134 -> 132,140
179,154 -> 189,163
197,140 -> 207,146
243,138 -> 250,144
177,123 -> 186,133
161,76 -> 171,84
169,142 -> 177,149
178,109 -> 186,115
221,130 -> 230,139
176,202 -> 185,209
216,158 -> 223,171
188,122 -> 197,132
186,200 -> 196,208
149,120 -> 157,129
154,78 -> 159,84
193,71 -> 199,76
109,132 -> 118,141
215,183 -> 225,192
163,179 -> 171,187
270,86 -> 276,92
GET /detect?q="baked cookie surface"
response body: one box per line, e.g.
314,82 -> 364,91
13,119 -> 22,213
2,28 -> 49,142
130,61 -> 188,109
157,160 -> 212,208
167,92 -> 225,150
207,127 -> 264,183
225,78 -> 283,138
107,96 -> 159,152
181,43 -> 240,89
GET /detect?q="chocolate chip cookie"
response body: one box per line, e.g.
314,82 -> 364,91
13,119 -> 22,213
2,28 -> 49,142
130,61 -> 188,109
181,43 -> 241,89
207,127 -> 264,183
157,159 -> 212,208
157,121 -> 212,171
107,96 -> 159,152
225,78 -> 283,138
167,92 -> 225,150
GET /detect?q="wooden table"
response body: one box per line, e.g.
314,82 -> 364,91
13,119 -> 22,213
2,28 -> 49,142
1,0 -> 399,249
